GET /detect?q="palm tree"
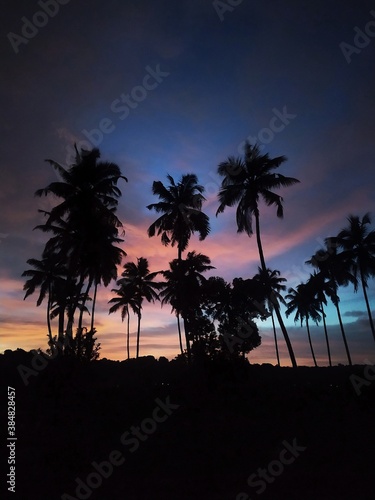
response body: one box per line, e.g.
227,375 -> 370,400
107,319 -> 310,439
216,142 -> 300,368
114,258 -> 162,358
32,146 -> 127,350
147,173 -> 210,357
159,252 -> 214,359
158,260 -> 185,356
253,268 -> 287,366
306,271 -> 332,367
36,147 -> 126,229
306,243 -> 356,366
147,173 -> 210,260
109,282 -> 139,359
285,283 -> 322,367
335,213 -> 375,342
22,254 -> 66,347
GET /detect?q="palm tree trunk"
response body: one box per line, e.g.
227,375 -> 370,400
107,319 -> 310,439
183,316 -> 191,362
254,210 -> 267,272
306,318 -> 317,367
273,305 -> 297,368
78,279 -> 92,331
127,310 -> 130,360
58,303 -> 65,343
136,312 -> 141,358
90,282 -> 98,333
360,271 -> 375,343
321,302 -> 332,367
47,284 -> 53,347
254,211 -> 297,368
177,244 -> 190,362
177,313 -> 184,355
66,273 -> 85,343
335,302 -> 352,366
271,311 -> 280,366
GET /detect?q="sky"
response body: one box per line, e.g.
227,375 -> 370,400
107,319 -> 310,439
1,0 -> 375,366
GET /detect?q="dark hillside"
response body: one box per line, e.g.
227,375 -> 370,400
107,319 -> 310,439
1,351 -> 375,500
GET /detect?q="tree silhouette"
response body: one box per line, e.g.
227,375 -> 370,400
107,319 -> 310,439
24,146 -> 127,355
285,283 -> 321,367
306,271 -> 332,367
216,142 -> 299,368
113,258 -> 162,358
147,173 -> 210,260
147,173 -> 210,359
253,268 -> 287,366
22,254 -> 66,347
109,282 -> 139,359
307,241 -> 356,366
335,213 -> 375,343
201,276 -> 266,360
159,251 -> 214,359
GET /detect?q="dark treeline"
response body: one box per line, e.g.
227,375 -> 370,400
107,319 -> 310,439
23,143 -> 375,366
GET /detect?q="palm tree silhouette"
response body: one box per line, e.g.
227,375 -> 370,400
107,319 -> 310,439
32,146 -> 127,349
335,213 -> 375,343
147,173 -> 210,358
22,255 -> 66,347
216,142 -> 299,368
285,283 -> 322,367
109,282 -> 139,359
253,268 -> 287,366
112,258 -> 162,358
159,251 -> 214,358
306,271 -> 332,367
158,260 -> 186,355
307,242 -> 356,366
147,174 -> 210,261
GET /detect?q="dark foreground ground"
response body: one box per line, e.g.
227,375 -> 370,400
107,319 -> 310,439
1,350 -> 375,500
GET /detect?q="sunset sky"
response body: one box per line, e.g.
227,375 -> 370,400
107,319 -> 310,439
1,0 -> 375,366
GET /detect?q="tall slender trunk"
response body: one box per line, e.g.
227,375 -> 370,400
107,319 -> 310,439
136,312 -> 141,358
183,316 -> 191,361
360,271 -> 375,343
58,302 -> 65,343
271,311 -> 280,366
254,210 -> 267,272
47,283 -> 53,347
255,211 -> 297,368
177,314 -> 184,355
90,282 -> 98,333
178,243 -> 191,362
321,302 -> 332,367
66,273 -> 85,343
78,279 -> 92,331
306,318 -> 317,367
335,301 -> 352,366
127,309 -> 130,360
81,281 -> 98,361
273,305 -> 297,368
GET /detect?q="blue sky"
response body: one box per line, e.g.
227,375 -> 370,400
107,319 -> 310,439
1,0 -> 375,365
